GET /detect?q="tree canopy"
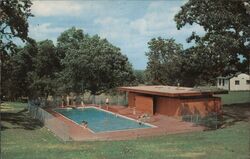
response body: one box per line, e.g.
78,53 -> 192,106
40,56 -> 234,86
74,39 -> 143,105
146,37 -> 183,85
58,28 -> 135,95
2,26 -> 136,100
175,0 -> 250,75
145,0 -> 250,87
133,70 -> 146,85
6,40 -> 60,100
0,0 -> 33,53
28,40 -> 61,98
1,0 -> 33,100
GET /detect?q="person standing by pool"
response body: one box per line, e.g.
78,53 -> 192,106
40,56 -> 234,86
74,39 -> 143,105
105,98 -> 109,110
66,95 -> 70,106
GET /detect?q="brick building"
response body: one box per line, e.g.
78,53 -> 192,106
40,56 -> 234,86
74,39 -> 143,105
118,85 -> 222,117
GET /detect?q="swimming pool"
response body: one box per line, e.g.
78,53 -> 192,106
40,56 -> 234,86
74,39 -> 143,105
54,107 -> 153,133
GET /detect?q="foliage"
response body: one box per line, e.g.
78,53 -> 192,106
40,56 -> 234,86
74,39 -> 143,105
56,27 -> 88,94
0,0 -> 33,99
5,40 -> 60,100
175,0 -> 250,78
145,37 -> 183,85
56,27 -> 86,60
0,0 -> 33,53
145,0 -> 250,86
8,43 -> 37,99
28,40 -> 61,98
180,44 -> 241,86
2,26 -> 135,100
133,70 -> 146,85
58,27 -> 135,95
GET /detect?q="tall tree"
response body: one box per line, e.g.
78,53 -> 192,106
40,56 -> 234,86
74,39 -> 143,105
28,40 -> 60,98
57,27 -> 86,60
1,0 -> 33,99
58,27 -> 135,95
8,40 -> 60,100
9,43 -> 37,99
56,27 -> 87,94
175,0 -> 250,78
146,37 -> 183,85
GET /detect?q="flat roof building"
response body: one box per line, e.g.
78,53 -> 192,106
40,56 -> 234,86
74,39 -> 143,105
118,85 -> 222,117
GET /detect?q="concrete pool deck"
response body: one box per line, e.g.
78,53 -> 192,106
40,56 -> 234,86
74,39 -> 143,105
46,105 -> 204,141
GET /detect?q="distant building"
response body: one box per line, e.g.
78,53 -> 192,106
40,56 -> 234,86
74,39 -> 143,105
217,73 -> 250,91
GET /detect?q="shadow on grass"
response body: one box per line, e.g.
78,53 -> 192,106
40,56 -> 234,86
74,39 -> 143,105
1,108 -> 43,131
221,102 -> 250,128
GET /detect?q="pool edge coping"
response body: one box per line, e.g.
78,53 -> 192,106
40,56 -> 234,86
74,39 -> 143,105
52,106 -> 157,134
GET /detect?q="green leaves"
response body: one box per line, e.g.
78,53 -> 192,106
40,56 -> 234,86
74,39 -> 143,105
0,0 -> 33,99
175,0 -> 250,76
58,27 -> 135,95
0,0 -> 33,53
7,40 -> 61,99
146,37 -> 183,85
173,0 -> 250,85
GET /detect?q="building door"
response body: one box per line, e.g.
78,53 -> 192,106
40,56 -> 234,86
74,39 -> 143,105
134,95 -> 154,115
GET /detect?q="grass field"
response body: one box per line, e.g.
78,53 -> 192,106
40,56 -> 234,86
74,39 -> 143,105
1,102 -> 250,159
216,91 -> 250,105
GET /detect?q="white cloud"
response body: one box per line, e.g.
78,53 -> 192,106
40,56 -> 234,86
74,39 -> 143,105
29,1 -> 204,69
130,2 -> 181,36
94,17 -> 133,41
94,16 -> 148,66
94,2 -> 180,41
29,23 -> 66,42
30,23 -> 65,33
31,1 -> 101,17
130,1 -> 204,37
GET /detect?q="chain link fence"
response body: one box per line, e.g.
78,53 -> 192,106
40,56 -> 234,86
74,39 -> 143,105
181,112 -> 222,129
28,100 -> 71,141
41,92 -> 128,108
82,94 -> 128,106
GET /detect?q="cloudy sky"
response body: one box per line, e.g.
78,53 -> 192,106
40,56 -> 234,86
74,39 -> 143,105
29,0 -> 204,69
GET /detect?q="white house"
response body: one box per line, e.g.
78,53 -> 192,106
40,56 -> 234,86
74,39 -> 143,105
217,73 -> 250,91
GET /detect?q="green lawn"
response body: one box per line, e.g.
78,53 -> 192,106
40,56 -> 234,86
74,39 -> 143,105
1,102 -> 250,159
216,91 -> 250,105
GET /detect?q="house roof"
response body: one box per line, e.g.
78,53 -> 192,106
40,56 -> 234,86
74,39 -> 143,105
217,72 -> 249,79
118,85 -> 224,97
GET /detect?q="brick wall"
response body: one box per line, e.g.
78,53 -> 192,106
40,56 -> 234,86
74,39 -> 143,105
156,96 -> 222,117
135,95 -> 154,115
127,92 -> 222,117
156,97 -> 181,116
128,92 -> 136,107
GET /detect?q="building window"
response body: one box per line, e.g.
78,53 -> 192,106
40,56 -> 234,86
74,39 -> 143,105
235,80 -> 240,85
247,80 -> 250,85
219,79 -> 221,85
222,79 -> 225,86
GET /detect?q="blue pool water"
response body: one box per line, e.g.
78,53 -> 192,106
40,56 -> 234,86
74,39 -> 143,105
54,107 -> 152,133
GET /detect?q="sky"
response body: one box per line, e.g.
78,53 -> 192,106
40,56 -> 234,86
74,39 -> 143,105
28,0 -> 204,70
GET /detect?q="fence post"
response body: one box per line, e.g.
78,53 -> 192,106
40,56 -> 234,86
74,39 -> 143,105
215,114 -> 217,129
117,94 -> 119,106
